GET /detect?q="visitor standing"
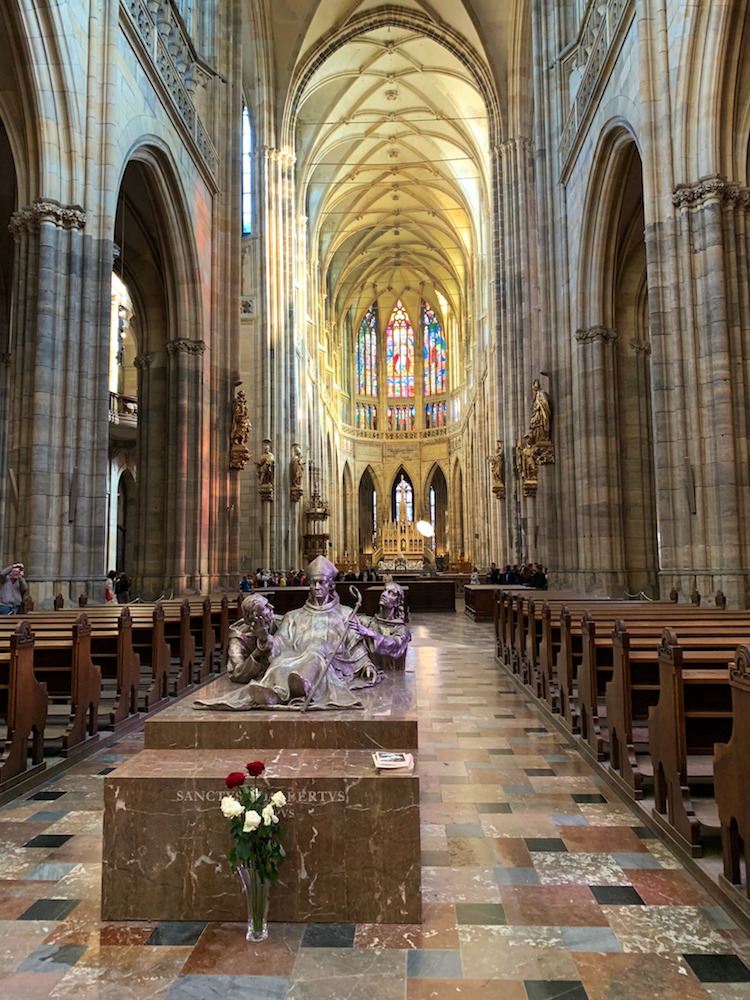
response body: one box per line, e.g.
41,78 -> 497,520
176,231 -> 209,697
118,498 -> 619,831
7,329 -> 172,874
0,563 -> 27,614
114,571 -> 131,603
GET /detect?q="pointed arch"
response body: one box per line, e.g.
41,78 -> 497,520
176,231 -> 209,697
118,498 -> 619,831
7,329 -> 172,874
391,465 -> 415,522
358,464 -> 381,559
426,463 -> 448,555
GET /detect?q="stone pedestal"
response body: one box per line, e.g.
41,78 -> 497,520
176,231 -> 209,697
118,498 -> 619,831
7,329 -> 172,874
101,749 -> 420,923
144,670 -> 418,750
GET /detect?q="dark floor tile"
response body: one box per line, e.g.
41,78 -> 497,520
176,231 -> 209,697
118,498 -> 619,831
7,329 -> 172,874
683,954 -> 750,983
28,790 -> 67,800
571,794 -> 606,804
301,923 -> 356,948
422,851 -> 451,866
524,981 -> 589,1000
489,749 -> 515,756
589,885 -> 644,905
455,732 -> 482,738
23,834 -> 73,848
495,714 -> 515,719
524,728 -> 549,734
632,826 -> 657,839
17,944 -> 87,972
18,898 -> 81,921
524,838 -> 568,852
524,768 -> 556,777
476,803 -> 512,814
26,810 -> 68,823
455,902 -> 506,925
98,767 -> 117,775
146,921 -> 206,946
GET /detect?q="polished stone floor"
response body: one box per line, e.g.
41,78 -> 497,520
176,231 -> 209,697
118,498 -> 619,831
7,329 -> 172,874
1,608 -> 750,999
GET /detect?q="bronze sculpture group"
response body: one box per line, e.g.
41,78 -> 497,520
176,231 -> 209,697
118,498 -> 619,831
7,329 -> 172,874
195,555 -> 410,712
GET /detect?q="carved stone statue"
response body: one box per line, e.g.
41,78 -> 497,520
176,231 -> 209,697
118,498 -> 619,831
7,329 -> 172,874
529,378 -> 554,465
257,438 -> 275,500
290,443 -> 304,503
529,379 -> 551,442
194,555 -> 394,711
229,390 -> 251,470
516,433 -> 539,497
350,583 -> 411,671
488,440 -> 505,499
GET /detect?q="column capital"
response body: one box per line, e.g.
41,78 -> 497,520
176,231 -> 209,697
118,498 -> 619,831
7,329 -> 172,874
165,338 -> 207,358
673,176 -> 750,209
575,326 -> 618,344
8,199 -> 86,239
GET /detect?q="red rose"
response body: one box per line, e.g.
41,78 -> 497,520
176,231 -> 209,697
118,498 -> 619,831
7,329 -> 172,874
246,761 -> 265,777
225,771 -> 246,789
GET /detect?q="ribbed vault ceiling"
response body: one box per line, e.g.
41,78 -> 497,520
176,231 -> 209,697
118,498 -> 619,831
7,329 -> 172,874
293,18 -> 493,327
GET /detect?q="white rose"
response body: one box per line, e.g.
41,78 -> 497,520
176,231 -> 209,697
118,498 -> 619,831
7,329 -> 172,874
242,810 -> 262,832
220,796 -> 244,819
261,804 -> 278,826
270,791 -> 286,808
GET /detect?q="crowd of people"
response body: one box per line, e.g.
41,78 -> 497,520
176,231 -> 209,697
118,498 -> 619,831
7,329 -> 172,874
486,561 -> 548,589
240,566 -> 380,591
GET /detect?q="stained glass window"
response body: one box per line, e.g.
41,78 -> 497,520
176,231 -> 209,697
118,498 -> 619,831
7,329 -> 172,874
385,301 -> 415,397
429,486 -> 437,550
356,304 -> 378,396
395,477 -> 414,522
422,300 -> 446,395
242,106 -> 253,235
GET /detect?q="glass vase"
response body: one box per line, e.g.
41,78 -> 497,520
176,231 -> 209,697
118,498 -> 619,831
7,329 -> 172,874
236,865 -> 270,942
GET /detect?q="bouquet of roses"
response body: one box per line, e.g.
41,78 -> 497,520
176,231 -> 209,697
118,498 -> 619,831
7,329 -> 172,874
220,760 -> 286,883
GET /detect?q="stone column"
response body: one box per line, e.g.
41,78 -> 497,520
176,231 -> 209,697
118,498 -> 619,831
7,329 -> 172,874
571,326 -> 625,593
165,338 -> 207,593
4,200 -> 110,605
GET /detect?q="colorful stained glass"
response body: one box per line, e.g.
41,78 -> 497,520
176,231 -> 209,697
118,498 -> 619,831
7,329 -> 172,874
356,304 -> 378,396
422,300 -> 447,395
385,301 -> 415,397
395,476 -> 414,522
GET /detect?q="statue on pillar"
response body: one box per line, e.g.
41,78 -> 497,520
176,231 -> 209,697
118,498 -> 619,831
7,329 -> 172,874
290,443 -> 304,502
229,389 -> 251,470
529,378 -> 554,465
516,433 -> 539,498
488,440 -> 505,499
257,439 -> 275,500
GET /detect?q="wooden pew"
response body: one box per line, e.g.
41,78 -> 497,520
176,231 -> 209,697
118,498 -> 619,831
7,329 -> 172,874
577,613 -> 750,762
649,629 -> 734,857
605,620 -> 750,799
0,622 -> 48,791
714,645 -> 750,897
31,615 -> 101,755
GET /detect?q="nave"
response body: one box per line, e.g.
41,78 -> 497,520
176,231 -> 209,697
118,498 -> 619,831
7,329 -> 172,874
0,610 -> 749,999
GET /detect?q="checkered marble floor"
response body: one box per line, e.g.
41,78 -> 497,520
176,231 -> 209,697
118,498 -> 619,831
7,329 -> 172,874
1,608 -> 749,999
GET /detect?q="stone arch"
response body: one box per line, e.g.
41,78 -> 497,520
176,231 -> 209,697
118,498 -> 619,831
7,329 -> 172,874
114,145 -> 206,597
341,461 -> 354,565
425,463 -> 448,556
575,125 -> 657,596
390,465 -> 416,521
283,6 -> 502,149
358,465 -> 381,559
451,457 -> 465,564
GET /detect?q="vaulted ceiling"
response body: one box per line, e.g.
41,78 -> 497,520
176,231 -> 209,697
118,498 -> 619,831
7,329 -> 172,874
244,0 -> 524,334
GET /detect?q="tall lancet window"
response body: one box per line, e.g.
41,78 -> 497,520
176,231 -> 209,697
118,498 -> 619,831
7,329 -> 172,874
422,300 -> 446,395
386,300 -> 415,397
242,106 -> 253,235
394,475 -> 414,522
356,303 -> 378,396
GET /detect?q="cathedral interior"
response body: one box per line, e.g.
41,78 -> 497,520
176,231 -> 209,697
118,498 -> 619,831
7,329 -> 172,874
3,1 -> 750,997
